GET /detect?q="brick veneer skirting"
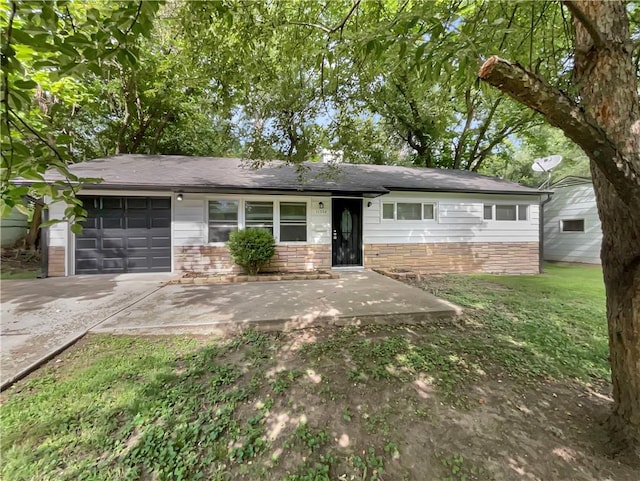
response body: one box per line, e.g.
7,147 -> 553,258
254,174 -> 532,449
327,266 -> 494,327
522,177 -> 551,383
175,244 -> 332,273
364,242 -> 539,274
48,246 -> 66,277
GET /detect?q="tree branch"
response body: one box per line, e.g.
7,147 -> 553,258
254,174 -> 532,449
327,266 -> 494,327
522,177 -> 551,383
478,55 -> 640,207
124,2 -> 143,37
285,0 -> 361,35
2,1 -> 17,184
562,1 -> 606,49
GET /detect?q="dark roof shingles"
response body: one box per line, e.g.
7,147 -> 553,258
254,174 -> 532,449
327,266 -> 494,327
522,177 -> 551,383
46,155 -> 542,195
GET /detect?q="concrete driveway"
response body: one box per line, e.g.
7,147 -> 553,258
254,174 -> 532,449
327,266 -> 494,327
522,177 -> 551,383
94,270 -> 461,335
1,270 -> 460,388
0,273 -> 173,388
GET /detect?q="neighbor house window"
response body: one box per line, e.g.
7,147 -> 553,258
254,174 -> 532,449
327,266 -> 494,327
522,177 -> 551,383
382,202 -> 436,221
245,201 -> 273,234
484,204 -> 528,221
208,200 -> 239,242
280,202 -> 307,242
561,219 -> 585,232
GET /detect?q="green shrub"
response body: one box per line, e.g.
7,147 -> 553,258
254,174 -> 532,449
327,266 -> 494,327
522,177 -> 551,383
227,229 -> 276,275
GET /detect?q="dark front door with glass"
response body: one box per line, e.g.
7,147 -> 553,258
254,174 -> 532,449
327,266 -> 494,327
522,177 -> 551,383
331,198 -> 363,267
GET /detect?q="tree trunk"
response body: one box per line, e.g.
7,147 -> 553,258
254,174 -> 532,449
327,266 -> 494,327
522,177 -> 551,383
570,0 -> 640,454
479,0 -> 640,457
25,202 -> 42,251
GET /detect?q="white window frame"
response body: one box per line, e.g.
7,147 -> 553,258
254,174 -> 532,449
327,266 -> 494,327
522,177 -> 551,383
381,201 -> 437,221
205,195 -> 310,246
560,218 -> 585,233
483,203 -> 529,222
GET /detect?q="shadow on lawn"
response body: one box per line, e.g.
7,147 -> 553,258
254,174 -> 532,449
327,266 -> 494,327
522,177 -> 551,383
2,324 -> 635,481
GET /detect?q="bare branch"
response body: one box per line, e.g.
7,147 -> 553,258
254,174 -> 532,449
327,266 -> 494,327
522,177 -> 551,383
124,2 -> 143,37
562,1 -> 606,48
478,55 -> 640,208
285,0 -> 361,35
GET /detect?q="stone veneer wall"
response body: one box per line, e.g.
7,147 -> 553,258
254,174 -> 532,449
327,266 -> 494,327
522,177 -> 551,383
364,242 -> 539,274
48,246 -> 66,276
175,245 -> 332,273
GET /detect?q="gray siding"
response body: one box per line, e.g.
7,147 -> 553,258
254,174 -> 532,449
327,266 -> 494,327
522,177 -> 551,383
543,183 -> 602,264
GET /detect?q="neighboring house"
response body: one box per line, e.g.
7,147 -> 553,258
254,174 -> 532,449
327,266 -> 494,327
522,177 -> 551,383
0,208 -> 28,248
543,176 -> 602,265
38,155 -> 545,276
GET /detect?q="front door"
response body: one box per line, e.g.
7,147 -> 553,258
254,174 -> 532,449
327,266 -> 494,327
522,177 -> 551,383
331,198 -> 363,267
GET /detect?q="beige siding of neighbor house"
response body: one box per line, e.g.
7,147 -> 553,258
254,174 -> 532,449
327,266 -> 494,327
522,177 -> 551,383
543,183 -> 602,265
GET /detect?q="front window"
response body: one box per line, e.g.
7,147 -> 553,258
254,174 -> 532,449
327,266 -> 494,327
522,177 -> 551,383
280,202 -> 307,241
383,202 -> 436,221
397,203 -> 422,220
382,203 -> 395,220
208,200 -> 239,242
485,204 -> 529,221
245,201 -> 274,234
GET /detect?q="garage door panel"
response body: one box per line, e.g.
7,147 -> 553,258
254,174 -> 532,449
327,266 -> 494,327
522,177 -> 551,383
76,258 -> 98,272
151,236 -> 171,248
150,198 -> 171,209
127,236 -> 149,248
102,197 -> 124,209
126,198 -> 148,209
81,218 -> 99,230
76,238 -> 98,250
126,216 -> 148,229
150,216 -> 170,228
75,196 -> 171,274
101,237 -> 126,249
101,217 -> 125,229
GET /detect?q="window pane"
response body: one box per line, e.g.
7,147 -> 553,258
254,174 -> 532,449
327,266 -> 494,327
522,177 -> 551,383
518,205 -> 528,220
281,225 -> 307,242
382,203 -> 395,219
423,204 -> 435,220
209,225 -> 237,243
397,203 -> 421,220
496,205 -> 517,221
562,219 -> 585,232
245,201 -> 273,222
483,205 -> 493,220
209,200 -> 238,221
280,202 -> 306,221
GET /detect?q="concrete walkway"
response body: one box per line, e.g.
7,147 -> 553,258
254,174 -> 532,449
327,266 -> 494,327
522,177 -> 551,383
0,274 -> 173,388
94,270 -> 461,335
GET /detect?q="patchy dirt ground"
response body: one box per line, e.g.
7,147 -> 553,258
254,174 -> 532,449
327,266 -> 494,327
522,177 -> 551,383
0,248 -> 40,278
2,266 -> 636,480
4,325 -> 635,481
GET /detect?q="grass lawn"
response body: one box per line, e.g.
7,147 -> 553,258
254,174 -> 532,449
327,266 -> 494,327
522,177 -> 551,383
1,263 -> 635,480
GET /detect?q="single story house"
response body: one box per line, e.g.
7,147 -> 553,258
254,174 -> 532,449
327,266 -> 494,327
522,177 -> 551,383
40,155 -> 546,276
543,176 -> 602,265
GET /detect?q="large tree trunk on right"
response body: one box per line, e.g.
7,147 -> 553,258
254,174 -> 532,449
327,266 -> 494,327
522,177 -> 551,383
572,1 -> 640,453
478,0 -> 640,457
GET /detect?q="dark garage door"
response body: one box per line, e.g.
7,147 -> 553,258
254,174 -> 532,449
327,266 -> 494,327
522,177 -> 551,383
75,196 -> 171,274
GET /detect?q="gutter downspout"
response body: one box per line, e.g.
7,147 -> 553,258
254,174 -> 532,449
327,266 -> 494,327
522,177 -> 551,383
539,192 -> 554,273
38,206 -> 48,279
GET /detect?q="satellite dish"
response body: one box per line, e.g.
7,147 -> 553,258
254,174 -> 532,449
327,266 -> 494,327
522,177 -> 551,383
532,155 -> 562,172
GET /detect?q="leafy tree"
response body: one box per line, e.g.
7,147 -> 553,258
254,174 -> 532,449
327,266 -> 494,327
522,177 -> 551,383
482,124 -> 591,186
1,0 -> 161,224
